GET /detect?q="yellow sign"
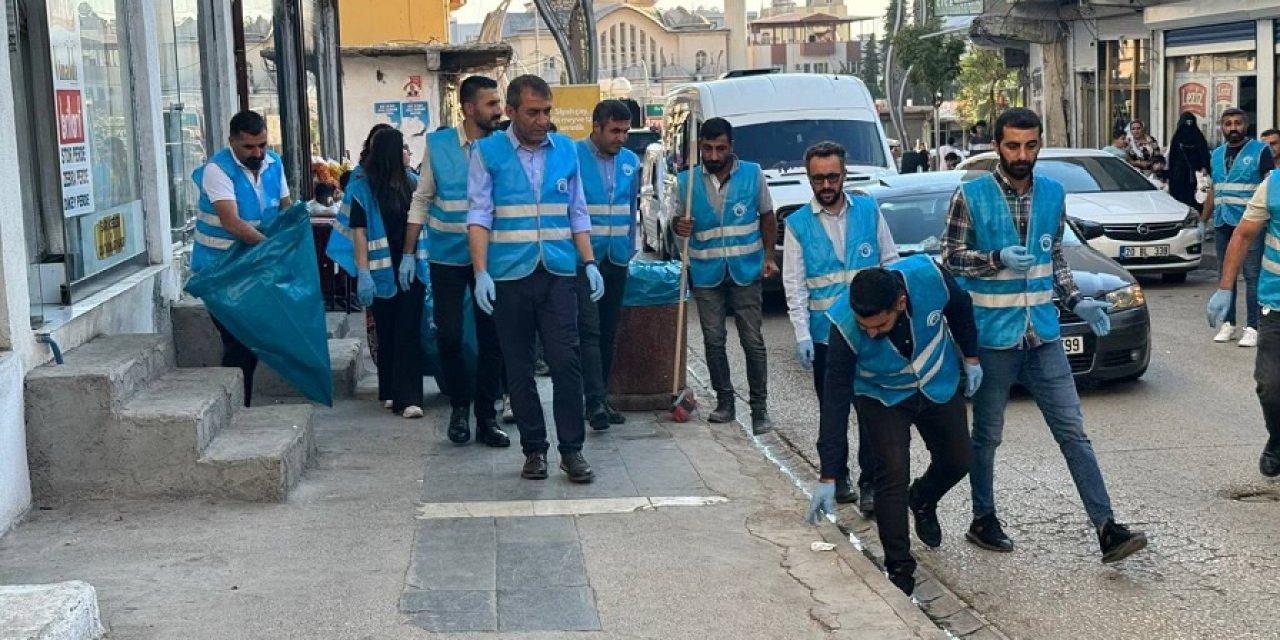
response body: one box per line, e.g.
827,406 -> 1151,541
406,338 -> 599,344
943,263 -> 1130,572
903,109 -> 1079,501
94,212 -> 126,260
552,84 -> 601,140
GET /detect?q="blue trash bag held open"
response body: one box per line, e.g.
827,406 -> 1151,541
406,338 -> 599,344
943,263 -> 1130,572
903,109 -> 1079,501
185,202 -> 334,406
420,263 -> 479,393
622,259 -> 689,307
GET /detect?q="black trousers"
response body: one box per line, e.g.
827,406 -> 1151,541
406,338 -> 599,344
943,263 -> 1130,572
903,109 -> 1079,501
1254,309 -> 1280,453
210,314 -> 257,407
371,281 -> 426,412
854,391 -> 971,580
431,263 -> 504,420
494,268 -> 586,455
814,341 -> 877,488
576,261 -> 628,409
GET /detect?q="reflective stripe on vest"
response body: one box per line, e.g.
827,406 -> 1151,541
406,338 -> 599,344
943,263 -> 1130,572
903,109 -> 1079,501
826,254 -> 960,407
343,174 -> 419,298
476,132 -> 579,281
679,161 -> 764,288
577,140 -> 638,266
191,148 -> 284,272
1259,172 -> 1280,309
953,174 -> 1064,349
426,127 -> 483,266
784,193 -> 882,344
1212,139 -> 1266,228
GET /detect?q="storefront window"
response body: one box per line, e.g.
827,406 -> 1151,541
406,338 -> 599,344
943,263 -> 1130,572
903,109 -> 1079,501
1097,39 -> 1152,147
241,0 -> 285,157
157,0 -> 207,245
1167,51 -> 1258,145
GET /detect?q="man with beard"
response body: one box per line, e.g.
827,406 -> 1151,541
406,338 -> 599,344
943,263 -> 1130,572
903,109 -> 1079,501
406,75 -> 511,447
784,141 -> 899,514
673,117 -> 779,435
192,110 -> 293,407
941,108 -> 1147,564
1202,108 -> 1274,347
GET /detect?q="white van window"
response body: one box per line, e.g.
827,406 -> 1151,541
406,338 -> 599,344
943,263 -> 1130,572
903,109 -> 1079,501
733,119 -> 888,171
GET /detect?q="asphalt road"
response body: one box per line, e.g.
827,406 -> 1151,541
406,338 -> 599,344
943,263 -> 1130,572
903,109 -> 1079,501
686,268 -> 1280,640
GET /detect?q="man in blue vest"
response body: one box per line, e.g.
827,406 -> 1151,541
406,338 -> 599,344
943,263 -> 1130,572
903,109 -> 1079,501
673,117 -> 778,435
403,75 -> 510,448
941,108 -> 1147,564
1202,108 -> 1274,347
576,100 -> 640,431
191,110 -> 292,407
467,75 -> 604,483
805,256 -> 978,596
783,140 -> 899,514
1208,163 -> 1280,477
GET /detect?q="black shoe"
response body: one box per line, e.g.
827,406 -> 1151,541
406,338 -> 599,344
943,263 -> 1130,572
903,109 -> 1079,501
909,483 -> 942,548
604,402 -> 626,425
834,476 -> 858,504
1260,448 -> 1280,477
586,403 -> 611,432
559,451 -> 594,483
521,452 -> 549,480
534,359 -> 550,376
446,406 -> 470,444
858,483 -> 875,517
1097,519 -> 1147,563
708,397 -> 735,423
751,410 -> 774,435
475,419 -> 511,448
888,571 -> 915,596
966,513 -> 1014,553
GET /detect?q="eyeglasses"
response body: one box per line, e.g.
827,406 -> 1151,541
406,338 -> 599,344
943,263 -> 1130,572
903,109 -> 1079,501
808,173 -> 843,186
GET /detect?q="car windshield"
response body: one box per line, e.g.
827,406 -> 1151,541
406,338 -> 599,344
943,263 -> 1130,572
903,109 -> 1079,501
733,119 -> 887,172
873,189 -> 1082,254
964,156 -> 1155,193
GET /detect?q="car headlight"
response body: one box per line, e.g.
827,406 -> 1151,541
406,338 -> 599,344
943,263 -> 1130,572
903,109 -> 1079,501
1105,283 -> 1146,311
1183,207 -> 1200,228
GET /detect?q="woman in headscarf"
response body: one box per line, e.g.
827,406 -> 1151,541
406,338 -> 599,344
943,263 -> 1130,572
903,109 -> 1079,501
1165,112 -> 1211,210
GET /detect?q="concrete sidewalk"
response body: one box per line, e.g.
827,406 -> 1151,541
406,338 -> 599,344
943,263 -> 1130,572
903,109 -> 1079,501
0,379 -> 943,639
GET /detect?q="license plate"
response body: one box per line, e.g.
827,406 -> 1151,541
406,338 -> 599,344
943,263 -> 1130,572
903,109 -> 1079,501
1120,245 -> 1170,258
1062,336 -> 1085,355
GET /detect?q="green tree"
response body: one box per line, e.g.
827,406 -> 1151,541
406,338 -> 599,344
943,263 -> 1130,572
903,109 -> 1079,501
891,23 -> 965,102
957,48 -> 1019,127
885,0 -> 903,34
860,32 -> 883,99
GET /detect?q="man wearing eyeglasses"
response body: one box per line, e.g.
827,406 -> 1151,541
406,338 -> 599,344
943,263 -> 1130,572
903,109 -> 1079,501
783,141 -> 899,514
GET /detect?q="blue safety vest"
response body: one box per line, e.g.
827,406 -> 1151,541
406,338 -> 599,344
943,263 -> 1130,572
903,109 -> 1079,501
337,174 -> 419,298
475,132 -> 579,281
576,140 -> 638,266
426,127 -> 485,266
826,254 -> 960,407
1212,139 -> 1267,228
784,194 -> 883,344
678,160 -> 764,288
1259,172 -> 1280,309
326,165 -> 427,281
954,174 -> 1063,349
191,148 -> 285,272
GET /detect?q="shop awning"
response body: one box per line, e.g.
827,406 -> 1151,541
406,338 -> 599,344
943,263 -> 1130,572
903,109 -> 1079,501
339,42 -> 513,73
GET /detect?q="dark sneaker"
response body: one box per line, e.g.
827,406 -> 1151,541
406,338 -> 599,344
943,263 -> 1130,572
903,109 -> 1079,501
586,404 -> 611,432
909,483 -> 942,548
834,476 -> 858,504
1260,448 -> 1280,477
446,406 -> 470,444
966,513 -> 1014,552
888,571 -> 915,596
1098,519 -> 1147,563
559,451 -> 594,484
475,419 -> 511,448
858,483 -> 875,518
604,402 -> 626,425
750,410 -> 774,436
521,452 -> 548,480
708,397 -> 735,423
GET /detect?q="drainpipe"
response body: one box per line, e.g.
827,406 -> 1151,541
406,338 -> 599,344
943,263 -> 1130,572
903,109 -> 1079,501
37,334 -> 64,365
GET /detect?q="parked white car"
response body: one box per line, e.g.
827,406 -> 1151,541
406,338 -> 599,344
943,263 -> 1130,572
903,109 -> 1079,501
958,148 -> 1202,282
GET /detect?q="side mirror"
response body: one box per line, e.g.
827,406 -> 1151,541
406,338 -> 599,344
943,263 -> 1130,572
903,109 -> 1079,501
1070,217 -> 1106,241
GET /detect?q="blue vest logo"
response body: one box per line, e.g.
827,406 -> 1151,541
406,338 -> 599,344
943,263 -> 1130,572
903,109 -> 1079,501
1244,156 -> 1256,166
1038,233 -> 1053,253
858,242 -> 873,258
557,178 -> 569,194
927,310 -> 942,327
733,202 -> 747,217
622,164 -> 634,176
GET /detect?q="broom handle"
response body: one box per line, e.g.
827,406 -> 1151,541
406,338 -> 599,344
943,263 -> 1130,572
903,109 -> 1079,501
672,117 -> 699,398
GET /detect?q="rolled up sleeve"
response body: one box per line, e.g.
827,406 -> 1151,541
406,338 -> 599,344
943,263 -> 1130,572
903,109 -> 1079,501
409,145 -> 436,225
1245,179 -> 1272,224
467,146 -> 495,229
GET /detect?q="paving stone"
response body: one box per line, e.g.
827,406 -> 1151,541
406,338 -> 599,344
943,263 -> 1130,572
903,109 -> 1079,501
421,471 -> 494,502
407,544 -> 497,591
492,471 -> 571,501
413,517 -> 495,548
422,456 -> 493,478
497,586 -> 601,632
496,542 -> 588,589
400,588 -> 493,614
495,516 -> 579,544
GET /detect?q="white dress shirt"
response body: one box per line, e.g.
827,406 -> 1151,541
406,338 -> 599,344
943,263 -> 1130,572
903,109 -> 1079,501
200,152 -> 290,210
782,194 -> 899,343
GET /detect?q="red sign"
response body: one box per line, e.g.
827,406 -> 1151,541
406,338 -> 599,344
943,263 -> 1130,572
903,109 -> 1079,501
55,89 -> 84,144
1215,81 -> 1235,104
1178,82 -> 1207,117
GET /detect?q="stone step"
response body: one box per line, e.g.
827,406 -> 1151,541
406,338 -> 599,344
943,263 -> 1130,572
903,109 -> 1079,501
253,337 -> 365,401
173,297 -> 357,365
198,404 -> 316,502
0,581 -> 105,639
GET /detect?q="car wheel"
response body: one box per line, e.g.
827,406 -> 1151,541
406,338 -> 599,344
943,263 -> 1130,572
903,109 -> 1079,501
1161,272 -> 1188,284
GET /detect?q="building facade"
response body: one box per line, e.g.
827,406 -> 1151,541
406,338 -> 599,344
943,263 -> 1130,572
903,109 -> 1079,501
0,0 -> 343,535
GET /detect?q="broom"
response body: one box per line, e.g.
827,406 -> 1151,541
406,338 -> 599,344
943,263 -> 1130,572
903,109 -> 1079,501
671,114 -> 700,423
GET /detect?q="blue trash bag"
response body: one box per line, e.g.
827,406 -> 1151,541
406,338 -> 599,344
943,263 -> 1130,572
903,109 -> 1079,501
622,259 -> 690,307
419,263 -> 479,395
185,202 -> 334,406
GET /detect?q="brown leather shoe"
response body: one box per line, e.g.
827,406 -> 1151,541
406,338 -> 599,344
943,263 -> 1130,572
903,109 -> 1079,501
521,452 -> 548,480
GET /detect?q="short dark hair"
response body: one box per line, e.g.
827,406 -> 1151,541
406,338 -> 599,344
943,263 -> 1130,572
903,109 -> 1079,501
507,74 -> 552,109
229,110 -> 267,137
947,137 -> 957,145
460,75 -> 498,105
805,141 -> 846,166
945,152 -> 961,163
592,99 -> 632,125
1261,129 -> 1280,138
994,108 -> 1042,143
1221,107 -> 1247,122
700,117 -> 733,142
1151,154 -> 1166,165
849,268 -> 904,318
